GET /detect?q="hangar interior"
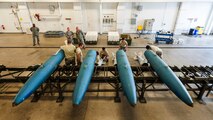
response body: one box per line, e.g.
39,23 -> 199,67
1,0 -> 213,120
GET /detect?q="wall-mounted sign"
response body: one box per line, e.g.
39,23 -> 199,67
65,18 -> 71,20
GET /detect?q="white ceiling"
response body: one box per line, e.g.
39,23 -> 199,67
0,0 -> 213,3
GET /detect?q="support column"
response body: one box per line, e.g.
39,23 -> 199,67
100,2 -> 103,34
173,2 -> 182,33
205,3 -> 213,35
26,2 -> 33,24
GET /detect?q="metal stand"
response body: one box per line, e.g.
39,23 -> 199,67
56,76 -> 64,103
1,65 -> 213,104
197,82 -> 209,104
139,79 -> 147,103
114,66 -> 121,103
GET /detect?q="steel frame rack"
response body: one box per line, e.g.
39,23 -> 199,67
0,65 -> 213,104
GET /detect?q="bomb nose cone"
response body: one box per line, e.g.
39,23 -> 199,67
73,104 -> 79,108
188,103 -> 194,107
131,104 -> 136,107
12,102 -> 18,107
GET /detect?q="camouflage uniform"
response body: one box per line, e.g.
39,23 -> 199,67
30,27 -> 40,46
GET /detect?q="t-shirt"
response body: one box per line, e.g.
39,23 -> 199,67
76,47 -> 83,62
95,55 -> 100,64
150,45 -> 162,53
60,44 -> 76,59
120,40 -> 128,47
100,50 -> 109,58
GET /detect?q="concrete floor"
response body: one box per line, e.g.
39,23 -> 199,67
0,34 -> 213,120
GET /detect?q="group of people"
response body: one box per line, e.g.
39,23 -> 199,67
61,40 -> 84,66
61,44 -> 162,67
118,38 -> 163,58
30,24 -> 86,48
65,27 -> 86,48
62,26 -> 110,66
30,24 -> 163,67
61,40 -> 109,66
61,33 -> 162,66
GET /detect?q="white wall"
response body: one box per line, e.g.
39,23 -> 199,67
102,3 -> 117,33
17,3 -> 32,33
174,2 -> 212,34
116,3 -> 139,33
0,0 -> 213,2
116,2 -> 179,33
0,2 -> 212,34
82,3 -> 100,32
116,3 -> 127,33
122,3 -> 134,33
0,3 -> 23,32
60,3 -> 74,32
157,3 -> 179,31
60,3 -> 83,32
28,2 -> 62,32
0,2 -> 84,33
